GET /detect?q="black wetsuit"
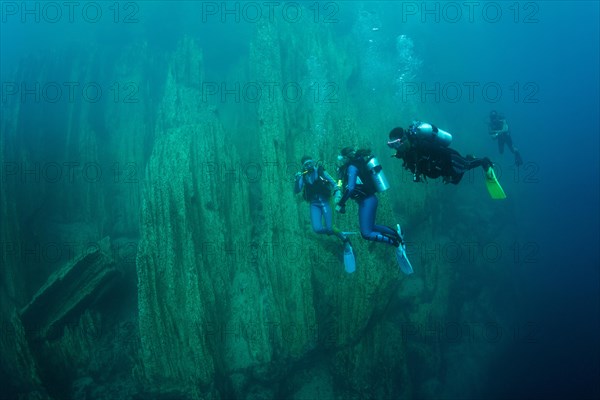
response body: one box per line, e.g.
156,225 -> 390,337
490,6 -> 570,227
489,117 -> 516,155
394,140 -> 489,184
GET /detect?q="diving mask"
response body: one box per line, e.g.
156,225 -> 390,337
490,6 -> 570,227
302,159 -> 315,171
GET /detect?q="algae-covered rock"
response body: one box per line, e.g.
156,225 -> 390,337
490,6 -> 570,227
0,5 -> 523,399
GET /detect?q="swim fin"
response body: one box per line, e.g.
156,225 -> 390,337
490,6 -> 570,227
485,167 -> 507,200
343,242 -> 356,274
396,224 -> 414,275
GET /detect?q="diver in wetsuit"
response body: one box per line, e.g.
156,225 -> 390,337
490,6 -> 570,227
488,110 -> 523,167
387,122 -> 493,184
335,147 -> 402,247
294,156 -> 348,244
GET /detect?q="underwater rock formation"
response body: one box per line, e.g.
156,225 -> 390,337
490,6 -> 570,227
0,6 -> 517,399
20,245 -> 118,341
134,32 -> 318,397
133,27 -> 417,398
0,43 -> 152,399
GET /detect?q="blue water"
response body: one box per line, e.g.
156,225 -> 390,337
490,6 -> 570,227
2,1 -> 598,398
402,3 -> 600,397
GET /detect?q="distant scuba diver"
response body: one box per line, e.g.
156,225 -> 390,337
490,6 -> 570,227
387,121 -> 506,199
488,110 -> 523,167
335,147 -> 413,274
294,156 -> 356,273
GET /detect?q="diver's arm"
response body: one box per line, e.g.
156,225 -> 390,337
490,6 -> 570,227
323,170 -> 342,203
491,120 -> 509,137
293,173 -> 304,194
489,123 -> 499,137
388,138 -> 404,159
324,170 -> 342,195
322,170 -> 338,188
337,165 -> 358,207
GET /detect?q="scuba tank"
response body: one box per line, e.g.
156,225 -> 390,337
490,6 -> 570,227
366,156 -> 390,192
409,121 -> 453,147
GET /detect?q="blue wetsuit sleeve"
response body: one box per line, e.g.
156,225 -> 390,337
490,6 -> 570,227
322,171 -> 339,189
339,165 -> 358,206
294,174 -> 304,194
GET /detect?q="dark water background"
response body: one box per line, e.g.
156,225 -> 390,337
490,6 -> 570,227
2,1 -> 598,398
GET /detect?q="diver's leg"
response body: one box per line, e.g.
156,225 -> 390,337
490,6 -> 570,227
322,201 -> 347,241
373,224 -> 400,240
498,135 -> 505,154
450,152 -> 492,184
333,226 -> 349,243
449,153 -> 478,183
461,154 -> 492,171
514,147 -> 523,166
358,196 -> 398,246
506,134 -> 516,154
322,201 -> 333,231
357,196 -> 375,237
506,134 -> 523,165
310,202 -> 327,234
312,200 -> 344,239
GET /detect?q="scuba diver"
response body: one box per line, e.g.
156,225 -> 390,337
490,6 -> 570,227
488,110 -> 523,166
294,156 -> 356,273
388,122 -> 493,184
335,147 -> 413,274
387,121 -> 506,199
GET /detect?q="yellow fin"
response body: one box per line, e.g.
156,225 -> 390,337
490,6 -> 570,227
485,168 -> 507,200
